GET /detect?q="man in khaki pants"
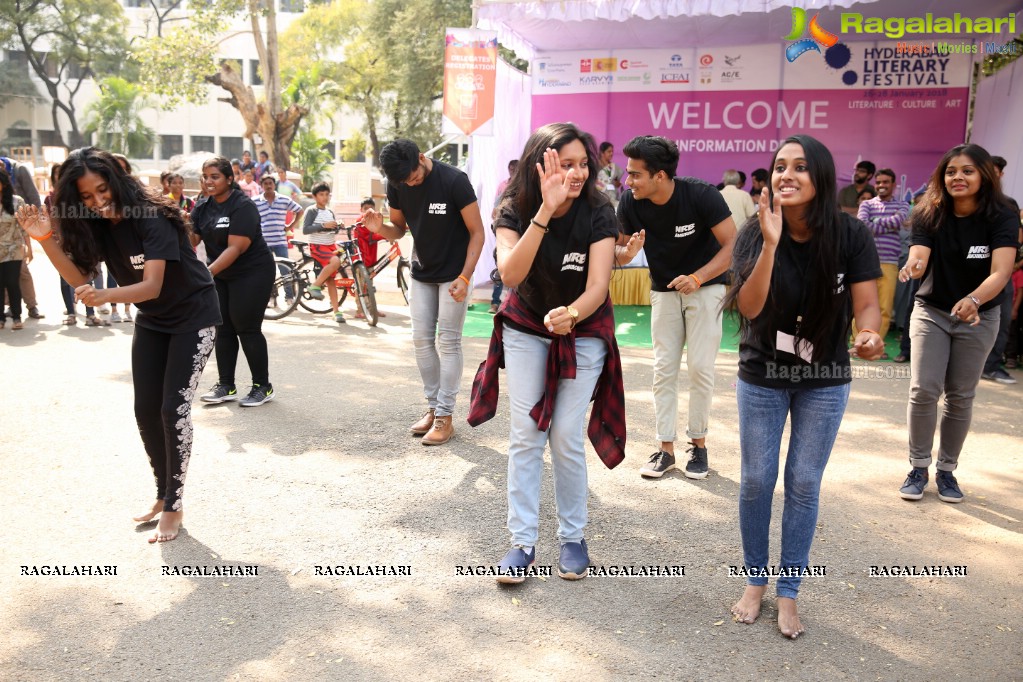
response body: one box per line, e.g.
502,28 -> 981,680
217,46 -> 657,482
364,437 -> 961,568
616,136 -> 736,479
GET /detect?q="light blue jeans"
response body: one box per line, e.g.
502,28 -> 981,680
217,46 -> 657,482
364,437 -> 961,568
503,327 -> 607,547
736,378 -> 850,599
409,277 -> 471,417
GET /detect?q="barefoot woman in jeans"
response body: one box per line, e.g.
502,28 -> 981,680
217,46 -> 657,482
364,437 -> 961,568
897,143 -> 1016,503
726,135 -> 883,638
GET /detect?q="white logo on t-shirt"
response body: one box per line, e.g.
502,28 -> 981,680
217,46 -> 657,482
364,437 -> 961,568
966,245 -> 990,259
216,217 -> 231,229
675,223 -> 695,238
428,203 -> 447,215
835,272 -> 845,294
130,254 -> 145,270
562,252 -> 586,272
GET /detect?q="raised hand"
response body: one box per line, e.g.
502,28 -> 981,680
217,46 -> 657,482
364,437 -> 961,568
537,147 -> 572,212
15,205 -> 53,240
758,187 -> 782,248
360,208 -> 384,234
623,229 -> 646,259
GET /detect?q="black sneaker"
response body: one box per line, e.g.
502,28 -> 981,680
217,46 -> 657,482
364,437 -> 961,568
201,383 -> 237,403
899,467 -> 928,500
982,368 -> 1017,385
639,450 -> 676,478
684,443 -> 709,480
936,470 -> 964,503
240,384 -> 275,407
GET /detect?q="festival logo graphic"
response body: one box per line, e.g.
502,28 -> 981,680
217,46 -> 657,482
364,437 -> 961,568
783,8 -> 853,82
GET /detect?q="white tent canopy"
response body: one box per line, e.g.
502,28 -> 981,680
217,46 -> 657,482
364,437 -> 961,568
478,0 -> 1022,55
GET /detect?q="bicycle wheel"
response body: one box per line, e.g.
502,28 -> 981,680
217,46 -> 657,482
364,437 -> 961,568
353,262 -> 379,327
265,264 -> 301,320
396,258 -> 410,305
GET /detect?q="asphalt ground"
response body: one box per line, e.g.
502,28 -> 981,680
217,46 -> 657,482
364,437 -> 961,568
2,254 -> 1021,681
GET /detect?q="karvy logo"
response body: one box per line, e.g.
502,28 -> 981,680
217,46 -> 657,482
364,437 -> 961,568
783,7 -> 852,72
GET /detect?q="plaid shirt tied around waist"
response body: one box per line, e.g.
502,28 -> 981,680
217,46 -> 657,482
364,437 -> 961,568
467,290 -> 626,469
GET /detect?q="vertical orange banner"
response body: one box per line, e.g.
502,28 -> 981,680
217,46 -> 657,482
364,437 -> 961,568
443,28 -> 498,136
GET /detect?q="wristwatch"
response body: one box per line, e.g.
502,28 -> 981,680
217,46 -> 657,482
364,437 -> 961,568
566,306 -> 580,328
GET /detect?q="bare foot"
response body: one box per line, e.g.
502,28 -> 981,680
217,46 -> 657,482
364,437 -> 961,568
731,584 -> 766,624
777,597 -> 804,639
133,500 -> 163,523
148,511 -> 183,543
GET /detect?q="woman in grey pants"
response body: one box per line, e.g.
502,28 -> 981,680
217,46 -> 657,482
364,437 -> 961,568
898,143 -> 1017,503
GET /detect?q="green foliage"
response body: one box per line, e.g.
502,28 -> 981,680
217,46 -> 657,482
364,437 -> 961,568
281,0 -> 472,165
340,130 -> 367,162
981,34 -> 1022,77
83,76 -> 156,158
0,0 -> 129,146
499,45 -> 529,74
290,128 -> 333,187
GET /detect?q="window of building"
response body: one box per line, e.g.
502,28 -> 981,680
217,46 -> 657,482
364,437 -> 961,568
250,59 -> 262,86
321,139 -> 336,160
220,136 -> 244,160
39,130 -> 64,147
191,135 -> 214,154
161,134 -> 183,159
280,0 -> 304,13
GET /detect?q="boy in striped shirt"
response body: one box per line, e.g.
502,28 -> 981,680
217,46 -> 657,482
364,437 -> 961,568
856,168 -> 910,346
255,175 -> 303,302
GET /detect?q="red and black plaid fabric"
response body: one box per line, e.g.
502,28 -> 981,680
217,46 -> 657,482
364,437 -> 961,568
467,289 -> 626,469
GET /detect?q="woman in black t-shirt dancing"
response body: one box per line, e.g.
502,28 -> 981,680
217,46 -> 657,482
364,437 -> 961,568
468,122 -> 625,583
725,134 -> 883,638
191,157 -> 276,407
16,147 -> 221,543
897,143 -> 1017,504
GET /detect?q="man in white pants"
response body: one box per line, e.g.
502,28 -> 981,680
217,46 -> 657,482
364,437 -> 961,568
616,136 -> 736,479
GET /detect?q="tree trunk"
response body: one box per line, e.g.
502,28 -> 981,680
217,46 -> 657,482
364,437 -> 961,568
205,61 -> 307,170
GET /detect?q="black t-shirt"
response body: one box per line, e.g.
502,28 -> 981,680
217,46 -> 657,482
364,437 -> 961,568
494,199 -> 619,323
617,177 -> 732,291
912,206 -> 1019,311
386,160 -> 477,283
737,213 -> 881,389
95,215 -> 221,334
190,189 -> 273,280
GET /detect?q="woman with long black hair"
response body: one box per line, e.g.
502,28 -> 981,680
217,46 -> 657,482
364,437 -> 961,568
468,122 -> 626,583
15,147 -> 220,542
725,134 -> 883,638
897,143 -> 1017,503
190,156 -> 276,407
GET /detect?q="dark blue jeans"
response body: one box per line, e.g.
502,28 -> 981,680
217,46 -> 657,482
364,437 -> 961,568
268,244 -> 294,299
736,378 -> 850,599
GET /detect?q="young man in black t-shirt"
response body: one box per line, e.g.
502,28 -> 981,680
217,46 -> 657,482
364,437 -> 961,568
617,136 -> 737,479
362,139 -> 485,445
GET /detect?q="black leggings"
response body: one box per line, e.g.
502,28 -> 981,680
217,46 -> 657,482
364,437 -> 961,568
215,271 -> 273,386
132,325 -> 216,512
1,260 -> 22,321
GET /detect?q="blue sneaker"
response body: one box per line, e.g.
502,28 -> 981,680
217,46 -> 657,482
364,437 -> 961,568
496,545 -> 535,584
899,467 -> 928,500
936,470 -> 964,503
558,540 -> 589,580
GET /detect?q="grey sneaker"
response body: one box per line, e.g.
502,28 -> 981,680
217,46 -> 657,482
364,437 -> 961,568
684,443 -> 709,480
982,368 -> 1017,385
240,384 -> 274,407
110,310 -> 122,323
201,383 -> 237,403
639,450 -> 676,478
936,470 -> 964,503
899,467 -> 928,500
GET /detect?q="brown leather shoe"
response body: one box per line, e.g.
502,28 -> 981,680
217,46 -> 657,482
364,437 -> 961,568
422,415 -> 454,446
410,409 -> 435,436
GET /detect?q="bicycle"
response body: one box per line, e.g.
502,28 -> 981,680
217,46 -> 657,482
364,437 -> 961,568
265,224 -> 410,326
